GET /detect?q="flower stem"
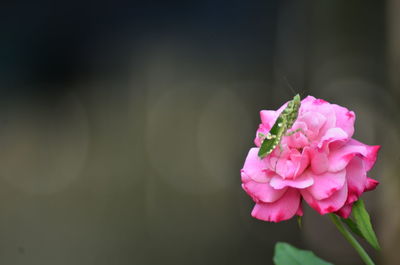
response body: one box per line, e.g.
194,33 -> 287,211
329,214 -> 375,265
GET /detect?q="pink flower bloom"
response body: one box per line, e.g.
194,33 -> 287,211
241,96 -> 380,222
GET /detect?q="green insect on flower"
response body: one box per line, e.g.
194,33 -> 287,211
258,94 -> 301,159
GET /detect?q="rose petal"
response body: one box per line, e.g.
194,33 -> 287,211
302,181 -> 348,215
346,156 -> 367,203
300,96 -> 336,137
273,158 -> 296,179
266,143 -> 293,175
286,121 -> 309,149
241,148 -> 269,183
305,169 -> 346,200
345,139 -> 380,171
328,139 -> 380,172
268,142 -> 291,160
267,147 -> 309,180
310,150 -> 329,175
300,95 -> 317,105
332,104 -> 355,138
296,203 -> 303,216
292,147 -> 310,177
365,177 -> 379,191
242,182 -> 287,203
364,144 -> 381,171
251,188 -> 301,222
335,203 -> 353,218
328,143 -> 367,172
270,173 -> 314,189
260,110 -> 278,127
318,127 -> 349,149
299,111 -> 326,137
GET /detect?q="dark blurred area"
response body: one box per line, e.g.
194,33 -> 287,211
0,1 -> 398,264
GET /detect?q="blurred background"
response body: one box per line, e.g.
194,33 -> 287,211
0,1 -> 398,264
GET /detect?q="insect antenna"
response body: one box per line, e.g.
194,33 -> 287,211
279,74 -> 306,98
282,75 -> 297,96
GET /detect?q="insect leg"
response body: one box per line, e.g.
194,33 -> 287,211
285,128 -> 302,136
285,128 -> 311,143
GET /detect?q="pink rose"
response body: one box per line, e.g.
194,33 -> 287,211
241,96 -> 380,222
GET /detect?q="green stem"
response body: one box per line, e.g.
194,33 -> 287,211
329,214 -> 375,265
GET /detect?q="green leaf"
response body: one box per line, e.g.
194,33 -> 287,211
352,199 -> 381,250
341,217 -> 363,238
273,242 -> 333,265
